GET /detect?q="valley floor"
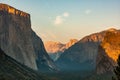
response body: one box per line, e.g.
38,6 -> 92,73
43,71 -> 113,80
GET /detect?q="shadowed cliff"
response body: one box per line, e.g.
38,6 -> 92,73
0,48 -> 49,80
0,3 -> 58,72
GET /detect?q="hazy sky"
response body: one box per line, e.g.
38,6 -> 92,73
0,0 -> 120,43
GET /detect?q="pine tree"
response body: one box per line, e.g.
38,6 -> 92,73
113,55 -> 120,80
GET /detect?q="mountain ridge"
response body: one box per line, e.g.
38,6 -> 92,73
45,39 -> 78,54
0,3 -> 29,17
56,28 -> 120,74
44,39 -> 78,61
0,3 -> 57,72
96,30 -> 120,74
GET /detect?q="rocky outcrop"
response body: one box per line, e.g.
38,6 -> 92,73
65,39 -> 78,49
96,30 -> 120,74
96,46 -> 115,74
56,28 -> 120,74
44,39 -> 78,61
0,3 -> 57,71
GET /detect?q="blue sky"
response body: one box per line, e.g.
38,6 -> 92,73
0,0 -> 120,43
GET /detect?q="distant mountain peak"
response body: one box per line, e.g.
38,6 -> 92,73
0,3 -> 30,18
106,28 -> 117,32
69,39 -> 78,43
44,39 -> 78,61
44,39 -> 78,54
65,39 -> 78,49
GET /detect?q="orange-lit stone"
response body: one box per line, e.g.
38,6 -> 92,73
0,3 -> 30,18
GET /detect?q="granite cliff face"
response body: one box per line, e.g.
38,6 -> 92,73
44,39 -> 78,61
56,31 -> 106,70
96,30 -> 120,74
0,3 -> 29,17
0,48 -> 47,80
56,28 -> 120,74
0,3 -> 57,71
65,39 -> 78,49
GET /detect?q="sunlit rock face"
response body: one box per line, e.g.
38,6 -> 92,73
0,3 -> 57,71
57,28 -> 120,74
96,30 -> 120,74
44,39 -> 78,61
45,39 -> 78,54
101,30 -> 120,61
44,41 -> 65,54
56,31 -> 106,70
65,39 -> 78,49
0,3 -> 29,17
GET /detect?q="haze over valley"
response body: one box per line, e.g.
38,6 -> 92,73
0,0 -> 120,80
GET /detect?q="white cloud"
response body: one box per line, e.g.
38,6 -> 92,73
63,12 -> 69,17
54,16 -> 63,25
85,9 -> 92,15
54,12 -> 70,26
